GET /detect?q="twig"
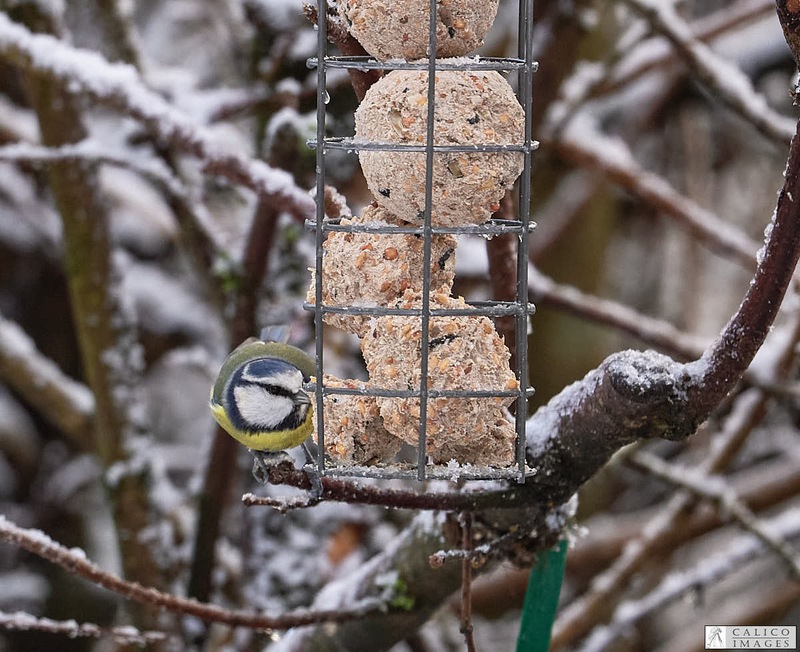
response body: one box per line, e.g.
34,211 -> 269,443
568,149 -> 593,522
0,515 -> 386,630
0,140 -> 225,262
0,15 -> 315,222
548,119 -> 760,270
460,512 -> 477,652
629,451 -> 800,578
0,610 -> 168,646
0,311 -> 95,447
567,454 -> 800,579
605,0 -> 775,94
579,506 -> 800,652
620,0 -> 795,147
430,529 -> 526,567
528,265 -> 707,361
241,458 -> 546,511
188,196 -> 281,602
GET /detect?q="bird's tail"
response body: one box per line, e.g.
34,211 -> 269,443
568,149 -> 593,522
260,325 -> 291,344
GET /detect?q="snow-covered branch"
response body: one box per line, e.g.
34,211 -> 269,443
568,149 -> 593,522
0,312 -> 94,446
0,14 -> 315,221
629,450 -> 800,577
622,0 -> 796,147
0,610 -> 168,646
548,119 -> 760,269
580,506 -> 800,652
0,514 -> 386,630
528,265 -> 707,360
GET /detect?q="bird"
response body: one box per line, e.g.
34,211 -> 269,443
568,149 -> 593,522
209,328 -> 322,496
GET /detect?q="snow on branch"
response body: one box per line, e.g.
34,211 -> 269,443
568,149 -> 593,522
0,610 -> 168,646
621,0 -> 796,147
0,311 -> 94,447
0,514 -> 385,630
629,450 -> 800,578
549,118 -> 760,269
0,14 -> 315,221
528,264 -> 708,360
0,139 -> 226,263
580,506 -> 800,652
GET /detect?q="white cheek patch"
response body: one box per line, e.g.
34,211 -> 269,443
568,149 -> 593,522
234,385 -> 294,430
241,365 -> 303,393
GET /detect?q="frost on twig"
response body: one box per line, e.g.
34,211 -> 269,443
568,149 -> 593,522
0,514 -> 386,630
0,610 -> 167,646
580,506 -> 800,652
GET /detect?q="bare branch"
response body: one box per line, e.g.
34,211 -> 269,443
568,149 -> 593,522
0,140 -> 225,262
460,512 -> 477,652
580,506 -> 800,652
0,515 -> 386,630
0,14 -> 315,222
242,458 -> 542,512
629,450 -> 800,578
188,196 -> 282,602
547,120 -> 760,270
605,0 -> 775,94
0,610 -> 168,646
0,312 -> 94,447
568,454 -> 800,578
528,265 -> 707,361
621,0 -> 795,147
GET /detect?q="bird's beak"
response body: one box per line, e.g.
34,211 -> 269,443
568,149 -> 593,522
295,390 -> 311,406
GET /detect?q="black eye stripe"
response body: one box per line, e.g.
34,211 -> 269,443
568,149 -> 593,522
239,381 -> 296,398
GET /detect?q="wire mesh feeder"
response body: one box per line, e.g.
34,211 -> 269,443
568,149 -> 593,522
306,0 -> 537,483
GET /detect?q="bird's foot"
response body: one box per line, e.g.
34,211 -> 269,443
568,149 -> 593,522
251,450 -> 293,485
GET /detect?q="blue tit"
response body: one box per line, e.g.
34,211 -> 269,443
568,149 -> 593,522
209,336 -> 317,452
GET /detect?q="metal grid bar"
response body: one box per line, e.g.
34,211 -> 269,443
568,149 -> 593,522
516,0 -> 536,483
314,2 -> 328,476
309,137 -> 535,153
308,385 -> 536,399
305,218 -> 536,235
310,0 -> 536,483
308,55 -> 535,72
416,0 -> 438,481
304,301 -> 535,317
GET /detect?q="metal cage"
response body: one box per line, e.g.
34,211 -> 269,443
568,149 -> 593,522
306,0 -> 537,483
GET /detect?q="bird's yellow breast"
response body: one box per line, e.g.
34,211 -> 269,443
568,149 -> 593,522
210,401 -> 314,452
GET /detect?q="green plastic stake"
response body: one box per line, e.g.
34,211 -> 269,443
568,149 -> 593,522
516,540 -> 568,652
